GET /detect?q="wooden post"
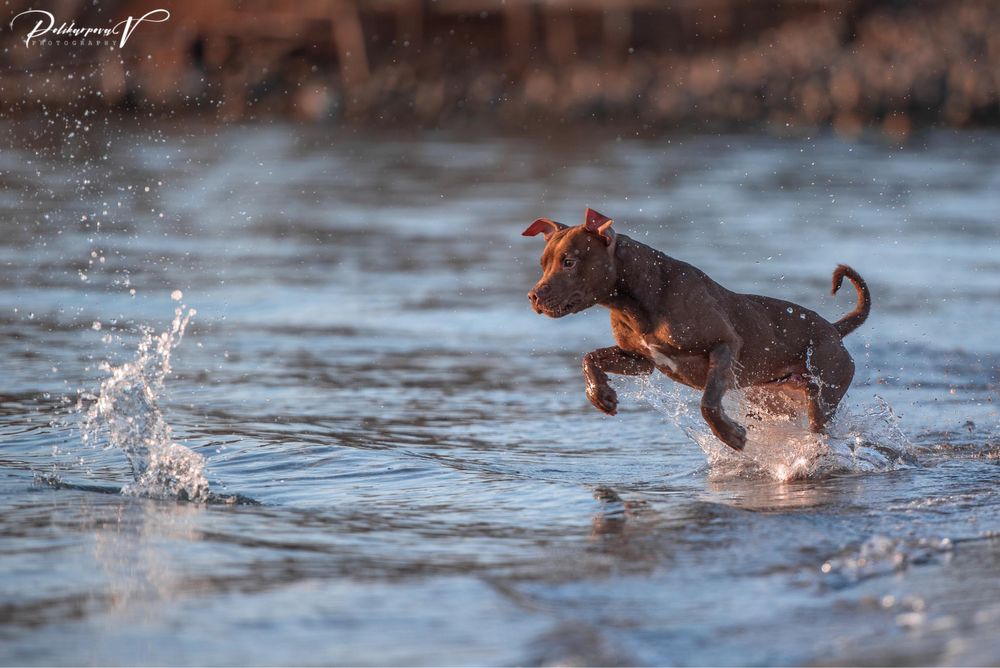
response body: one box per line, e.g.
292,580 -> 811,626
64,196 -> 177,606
544,6 -> 576,65
331,0 -> 370,89
602,6 -> 631,63
504,2 -> 534,69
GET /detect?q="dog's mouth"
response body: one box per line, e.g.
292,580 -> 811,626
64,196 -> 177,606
536,294 -> 586,318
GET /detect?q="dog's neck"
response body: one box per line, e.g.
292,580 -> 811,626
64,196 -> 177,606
598,235 -> 677,319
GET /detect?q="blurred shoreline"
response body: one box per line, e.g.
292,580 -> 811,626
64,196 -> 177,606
2,0 -> 999,138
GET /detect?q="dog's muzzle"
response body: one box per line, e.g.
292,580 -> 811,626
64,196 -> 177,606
527,284 -> 549,314
528,285 -> 583,318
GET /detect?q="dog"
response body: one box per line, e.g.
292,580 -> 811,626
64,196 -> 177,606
523,208 -> 870,451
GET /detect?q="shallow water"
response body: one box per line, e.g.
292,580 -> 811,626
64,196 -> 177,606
1,119 -> 999,665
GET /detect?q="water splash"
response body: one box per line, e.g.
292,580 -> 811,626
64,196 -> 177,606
628,377 -> 914,481
79,303 -> 210,502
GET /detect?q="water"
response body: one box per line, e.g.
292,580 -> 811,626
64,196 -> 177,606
77,300 -> 212,502
2,119 -> 999,665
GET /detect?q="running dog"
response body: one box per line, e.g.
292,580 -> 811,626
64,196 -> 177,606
523,208 -> 870,450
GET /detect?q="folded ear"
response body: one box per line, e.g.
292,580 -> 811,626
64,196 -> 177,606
584,207 -> 616,246
522,217 -> 567,241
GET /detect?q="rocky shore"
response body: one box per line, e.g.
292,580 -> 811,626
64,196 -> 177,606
347,1 -> 999,137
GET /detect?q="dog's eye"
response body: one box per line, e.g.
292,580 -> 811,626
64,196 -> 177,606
562,257 -> 576,269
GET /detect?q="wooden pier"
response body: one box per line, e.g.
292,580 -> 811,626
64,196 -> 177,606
3,0 -> 998,132
1,0 -> 847,111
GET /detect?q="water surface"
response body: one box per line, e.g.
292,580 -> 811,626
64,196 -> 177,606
2,120 -> 999,665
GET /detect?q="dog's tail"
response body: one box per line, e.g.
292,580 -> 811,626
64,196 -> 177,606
831,264 -> 870,337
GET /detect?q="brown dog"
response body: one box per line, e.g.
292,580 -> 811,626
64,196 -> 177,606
524,208 -> 870,451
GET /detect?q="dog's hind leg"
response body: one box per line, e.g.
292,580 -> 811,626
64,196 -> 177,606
804,337 -> 855,433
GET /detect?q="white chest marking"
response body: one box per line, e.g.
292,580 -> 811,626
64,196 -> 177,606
645,343 -> 679,372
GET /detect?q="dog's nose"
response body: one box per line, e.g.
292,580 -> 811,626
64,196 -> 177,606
528,284 -> 549,304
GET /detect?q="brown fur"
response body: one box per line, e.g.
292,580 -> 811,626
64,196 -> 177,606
524,209 -> 871,451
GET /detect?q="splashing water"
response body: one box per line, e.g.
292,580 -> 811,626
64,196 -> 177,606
628,377 -> 914,481
80,304 -> 210,501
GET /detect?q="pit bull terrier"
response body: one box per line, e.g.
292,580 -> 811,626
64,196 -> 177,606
523,208 -> 870,451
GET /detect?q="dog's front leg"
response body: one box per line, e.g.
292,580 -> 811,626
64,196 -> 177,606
582,346 -> 654,416
700,342 -> 747,451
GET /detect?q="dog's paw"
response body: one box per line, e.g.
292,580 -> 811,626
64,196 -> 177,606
586,383 -> 618,416
722,422 -> 747,451
710,418 -> 747,451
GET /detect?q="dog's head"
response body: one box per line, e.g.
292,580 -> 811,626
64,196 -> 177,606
523,208 -> 618,318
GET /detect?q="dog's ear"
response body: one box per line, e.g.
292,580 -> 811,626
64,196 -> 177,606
522,218 -> 566,241
584,207 -> 616,247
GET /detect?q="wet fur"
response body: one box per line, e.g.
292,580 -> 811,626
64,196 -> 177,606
525,215 -> 871,451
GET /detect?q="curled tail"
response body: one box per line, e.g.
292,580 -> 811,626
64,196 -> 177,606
831,264 -> 871,337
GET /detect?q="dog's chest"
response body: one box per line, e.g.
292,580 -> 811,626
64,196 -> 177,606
613,313 -> 708,386
613,312 -> 685,361
642,341 -> 709,388
644,342 -> 679,372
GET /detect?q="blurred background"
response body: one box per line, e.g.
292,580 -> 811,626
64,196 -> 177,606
4,0 -> 1000,137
